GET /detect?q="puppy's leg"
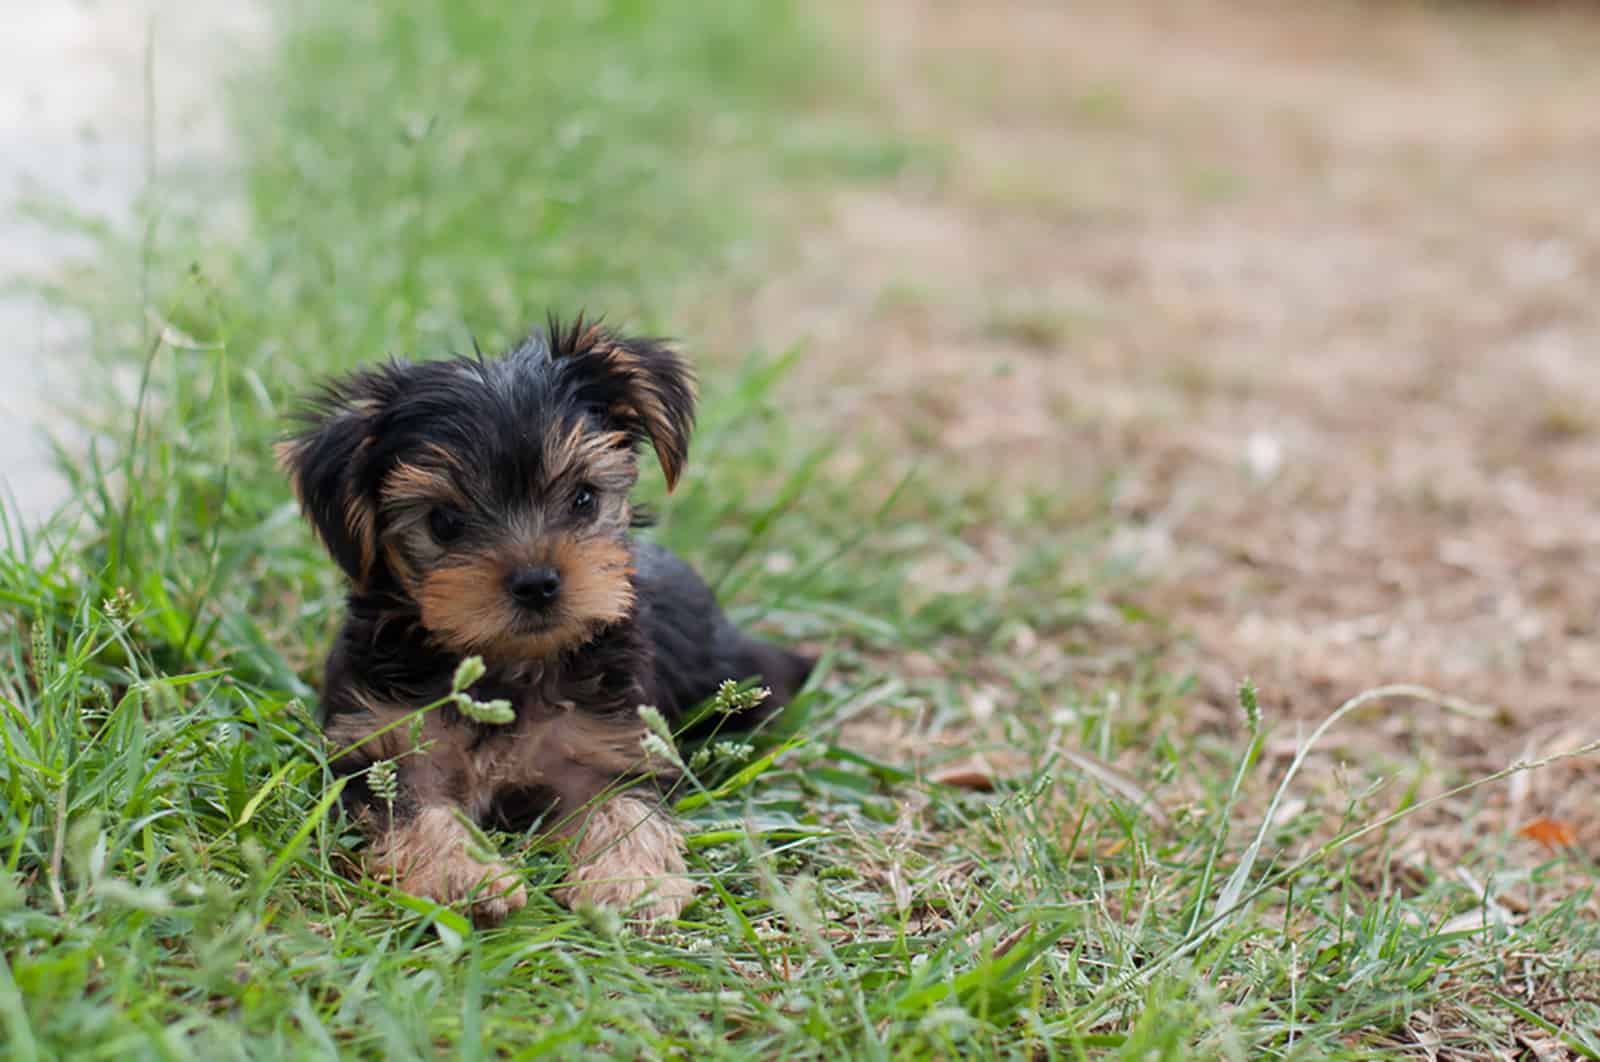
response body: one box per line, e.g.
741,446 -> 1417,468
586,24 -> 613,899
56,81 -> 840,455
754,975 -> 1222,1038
328,702 -> 526,925
366,803 -> 528,925
554,793 -> 693,921
523,707 -> 693,920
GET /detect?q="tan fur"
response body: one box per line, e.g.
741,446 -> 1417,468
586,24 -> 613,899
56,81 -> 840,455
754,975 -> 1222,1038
414,537 -> 635,661
416,555 -> 516,653
544,423 -> 637,494
547,537 -> 636,630
555,794 -> 693,920
601,344 -> 686,491
278,433 -> 379,587
342,494 -> 377,584
330,690 -> 684,923
273,439 -> 302,478
365,806 -> 527,923
380,541 -> 418,588
549,326 -> 692,490
612,394 -> 680,489
328,691 -> 656,815
383,461 -> 467,507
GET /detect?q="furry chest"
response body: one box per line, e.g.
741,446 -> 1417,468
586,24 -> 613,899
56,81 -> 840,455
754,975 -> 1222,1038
464,697 -> 649,828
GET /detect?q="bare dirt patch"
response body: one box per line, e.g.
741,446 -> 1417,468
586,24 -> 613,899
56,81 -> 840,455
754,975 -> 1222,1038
725,0 -> 1600,848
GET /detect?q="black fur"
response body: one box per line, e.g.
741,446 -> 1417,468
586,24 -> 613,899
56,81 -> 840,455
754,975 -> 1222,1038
285,318 -> 813,855
282,322 -> 695,587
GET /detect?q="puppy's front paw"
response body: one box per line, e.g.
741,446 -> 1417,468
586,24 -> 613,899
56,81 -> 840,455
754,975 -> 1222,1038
560,860 -> 694,922
556,795 -> 693,922
387,847 -> 528,925
370,806 -> 528,925
459,860 -> 529,926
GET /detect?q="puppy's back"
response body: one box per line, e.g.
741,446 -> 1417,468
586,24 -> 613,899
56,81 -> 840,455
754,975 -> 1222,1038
633,541 -> 812,729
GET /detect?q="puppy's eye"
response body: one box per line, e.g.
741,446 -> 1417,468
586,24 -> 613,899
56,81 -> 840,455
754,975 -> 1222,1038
572,486 -> 597,515
427,507 -> 466,544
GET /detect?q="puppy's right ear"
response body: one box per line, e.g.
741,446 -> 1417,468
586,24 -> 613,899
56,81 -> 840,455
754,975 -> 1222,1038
277,365 -> 404,588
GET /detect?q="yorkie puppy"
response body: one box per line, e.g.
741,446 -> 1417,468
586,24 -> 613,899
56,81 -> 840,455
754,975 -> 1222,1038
279,318 -> 813,923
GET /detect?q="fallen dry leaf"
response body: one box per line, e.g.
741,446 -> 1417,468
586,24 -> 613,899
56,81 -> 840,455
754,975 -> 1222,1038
1097,837 -> 1129,859
1516,817 -> 1578,852
929,762 -> 996,791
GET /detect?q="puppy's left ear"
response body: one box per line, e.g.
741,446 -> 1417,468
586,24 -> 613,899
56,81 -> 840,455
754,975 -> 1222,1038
275,361 -> 413,587
551,318 -> 697,490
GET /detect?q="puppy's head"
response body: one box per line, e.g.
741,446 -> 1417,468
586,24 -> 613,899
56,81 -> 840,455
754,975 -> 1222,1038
279,317 -> 695,660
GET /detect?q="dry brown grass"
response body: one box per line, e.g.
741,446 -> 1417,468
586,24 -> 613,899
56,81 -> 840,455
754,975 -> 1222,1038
711,0 -> 1600,860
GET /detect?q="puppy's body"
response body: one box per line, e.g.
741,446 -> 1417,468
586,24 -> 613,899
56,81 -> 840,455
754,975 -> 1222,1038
321,541 -> 806,831
282,321 -> 811,922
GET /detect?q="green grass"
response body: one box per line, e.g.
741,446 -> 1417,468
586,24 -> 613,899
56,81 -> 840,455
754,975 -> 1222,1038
3,1 -> 1599,1058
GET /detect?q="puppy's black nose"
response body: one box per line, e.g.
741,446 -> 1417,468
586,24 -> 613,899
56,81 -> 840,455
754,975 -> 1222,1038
506,566 -> 562,608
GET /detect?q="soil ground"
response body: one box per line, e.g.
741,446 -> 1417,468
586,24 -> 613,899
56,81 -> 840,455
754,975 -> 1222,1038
724,0 -> 1600,849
